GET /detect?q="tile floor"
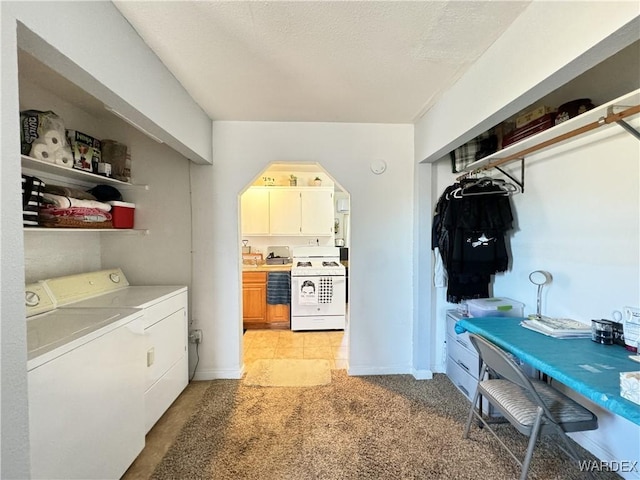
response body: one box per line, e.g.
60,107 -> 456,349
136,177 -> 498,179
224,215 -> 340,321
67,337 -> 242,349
123,329 -> 347,479
243,329 -> 348,370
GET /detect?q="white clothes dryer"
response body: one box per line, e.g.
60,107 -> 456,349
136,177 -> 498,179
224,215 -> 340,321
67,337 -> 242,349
47,268 -> 189,434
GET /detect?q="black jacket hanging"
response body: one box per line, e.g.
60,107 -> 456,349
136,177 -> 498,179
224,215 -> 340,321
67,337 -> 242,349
432,180 -> 514,303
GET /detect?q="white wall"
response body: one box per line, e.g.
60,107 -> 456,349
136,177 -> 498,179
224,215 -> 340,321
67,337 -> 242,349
1,3 -> 207,476
431,125 -> 640,356
415,2 -> 640,163
431,123 -> 640,471
9,1 -> 212,165
414,0 -> 640,373
0,9 -> 30,478
190,121 -> 415,379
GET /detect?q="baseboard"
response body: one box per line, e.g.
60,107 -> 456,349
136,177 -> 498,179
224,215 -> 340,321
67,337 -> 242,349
347,365 -> 412,376
411,368 -> 433,380
191,366 -> 244,380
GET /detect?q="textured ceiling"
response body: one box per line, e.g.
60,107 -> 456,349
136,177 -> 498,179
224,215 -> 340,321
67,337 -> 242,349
114,1 -> 530,123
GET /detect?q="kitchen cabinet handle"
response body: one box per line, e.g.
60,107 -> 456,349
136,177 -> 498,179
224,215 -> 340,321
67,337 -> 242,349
456,338 -> 469,348
457,384 -> 469,396
147,347 -> 155,367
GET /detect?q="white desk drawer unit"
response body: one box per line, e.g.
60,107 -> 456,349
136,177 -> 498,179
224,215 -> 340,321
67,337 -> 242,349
446,311 -> 480,398
446,310 -> 496,414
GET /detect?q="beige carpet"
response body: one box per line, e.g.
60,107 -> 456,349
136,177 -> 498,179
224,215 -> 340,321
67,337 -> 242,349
152,371 -> 621,480
244,359 -> 332,387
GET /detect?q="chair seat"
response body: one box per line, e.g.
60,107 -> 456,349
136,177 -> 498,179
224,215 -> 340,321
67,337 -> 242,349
481,378 -> 598,433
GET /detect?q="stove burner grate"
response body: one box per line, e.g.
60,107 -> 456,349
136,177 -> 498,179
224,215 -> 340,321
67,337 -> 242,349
322,261 -> 339,267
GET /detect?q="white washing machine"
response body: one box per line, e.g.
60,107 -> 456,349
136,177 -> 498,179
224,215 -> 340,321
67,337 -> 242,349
26,281 -> 145,480
47,268 -> 189,434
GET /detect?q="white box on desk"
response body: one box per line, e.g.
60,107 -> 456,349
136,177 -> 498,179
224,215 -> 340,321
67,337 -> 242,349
466,297 -> 524,318
620,371 -> 640,405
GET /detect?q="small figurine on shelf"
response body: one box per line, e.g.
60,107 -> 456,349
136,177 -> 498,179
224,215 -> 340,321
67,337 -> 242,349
313,176 -> 322,186
289,174 -> 297,186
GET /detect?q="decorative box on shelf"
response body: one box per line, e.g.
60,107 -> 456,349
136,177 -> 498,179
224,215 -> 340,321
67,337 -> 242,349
620,371 -> 640,405
502,113 -> 556,148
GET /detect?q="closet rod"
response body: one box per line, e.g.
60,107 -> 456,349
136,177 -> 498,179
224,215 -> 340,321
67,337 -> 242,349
457,103 -> 640,181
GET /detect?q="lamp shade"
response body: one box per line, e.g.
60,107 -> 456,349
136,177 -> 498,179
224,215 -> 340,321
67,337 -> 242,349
529,270 -> 552,318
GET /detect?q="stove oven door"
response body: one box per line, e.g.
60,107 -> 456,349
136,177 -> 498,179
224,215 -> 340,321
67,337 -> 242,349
291,275 -> 346,316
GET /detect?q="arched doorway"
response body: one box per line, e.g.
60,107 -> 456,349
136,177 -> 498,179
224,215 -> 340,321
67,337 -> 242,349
238,162 -> 351,372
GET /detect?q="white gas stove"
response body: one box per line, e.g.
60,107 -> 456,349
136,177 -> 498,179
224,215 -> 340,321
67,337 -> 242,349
290,246 -> 346,331
291,246 -> 346,277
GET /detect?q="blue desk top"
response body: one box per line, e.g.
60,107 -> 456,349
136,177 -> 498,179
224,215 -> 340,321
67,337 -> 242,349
455,316 -> 640,426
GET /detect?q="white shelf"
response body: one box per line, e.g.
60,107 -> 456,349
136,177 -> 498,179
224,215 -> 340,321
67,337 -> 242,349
21,155 -> 148,190
460,89 -> 640,174
24,228 -> 149,234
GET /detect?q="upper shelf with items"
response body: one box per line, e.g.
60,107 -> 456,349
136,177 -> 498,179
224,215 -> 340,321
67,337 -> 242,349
456,89 -> 640,181
21,155 -> 148,190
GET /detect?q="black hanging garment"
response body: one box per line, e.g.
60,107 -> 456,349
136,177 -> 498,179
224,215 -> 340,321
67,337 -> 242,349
432,180 -> 514,303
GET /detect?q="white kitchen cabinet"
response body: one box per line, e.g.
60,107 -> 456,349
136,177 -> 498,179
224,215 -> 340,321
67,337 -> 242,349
300,189 -> 334,235
269,189 -> 302,235
242,187 -> 334,236
241,187 -> 270,235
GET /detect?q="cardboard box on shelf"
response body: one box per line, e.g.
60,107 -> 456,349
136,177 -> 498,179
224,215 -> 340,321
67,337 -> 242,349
502,113 -> 556,148
67,130 -> 101,173
516,105 -> 556,129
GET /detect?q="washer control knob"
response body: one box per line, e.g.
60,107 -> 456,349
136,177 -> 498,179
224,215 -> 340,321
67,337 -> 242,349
109,273 -> 121,283
25,290 -> 40,307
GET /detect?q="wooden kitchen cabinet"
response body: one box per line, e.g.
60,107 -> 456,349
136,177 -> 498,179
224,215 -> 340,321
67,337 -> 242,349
242,271 -> 291,329
242,271 -> 267,328
266,303 -> 290,329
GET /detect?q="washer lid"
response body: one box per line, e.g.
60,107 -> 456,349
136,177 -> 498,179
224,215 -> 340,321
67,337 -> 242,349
27,307 -> 142,368
61,285 -> 186,309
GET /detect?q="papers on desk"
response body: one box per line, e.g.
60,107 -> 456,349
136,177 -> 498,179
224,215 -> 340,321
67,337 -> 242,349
520,315 -> 592,339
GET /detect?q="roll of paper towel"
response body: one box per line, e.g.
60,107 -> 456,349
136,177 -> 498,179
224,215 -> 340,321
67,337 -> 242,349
42,129 -> 64,149
54,149 -> 73,168
30,143 -> 54,162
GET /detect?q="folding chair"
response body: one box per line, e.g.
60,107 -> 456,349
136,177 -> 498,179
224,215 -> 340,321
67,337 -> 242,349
463,333 -> 598,480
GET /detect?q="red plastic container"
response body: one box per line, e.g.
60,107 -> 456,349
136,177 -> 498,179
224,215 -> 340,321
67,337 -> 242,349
107,201 -> 135,229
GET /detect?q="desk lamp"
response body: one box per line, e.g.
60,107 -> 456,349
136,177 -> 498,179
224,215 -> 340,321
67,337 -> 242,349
529,270 -> 552,319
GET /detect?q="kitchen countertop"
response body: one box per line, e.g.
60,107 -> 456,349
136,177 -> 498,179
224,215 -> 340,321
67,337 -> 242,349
242,264 -> 292,272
